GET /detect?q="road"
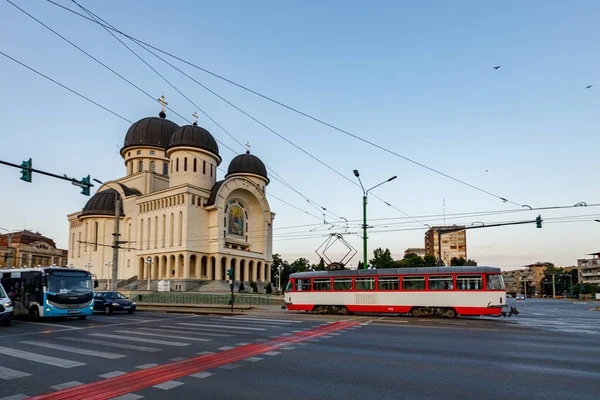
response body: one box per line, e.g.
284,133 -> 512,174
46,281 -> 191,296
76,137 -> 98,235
0,299 -> 598,400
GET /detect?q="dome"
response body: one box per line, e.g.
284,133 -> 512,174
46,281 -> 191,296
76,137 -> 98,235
122,116 -> 179,152
80,189 -> 124,217
226,152 -> 269,183
168,124 -> 221,160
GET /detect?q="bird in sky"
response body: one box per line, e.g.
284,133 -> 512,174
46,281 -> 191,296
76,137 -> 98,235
493,66 -> 501,70
585,85 -> 593,89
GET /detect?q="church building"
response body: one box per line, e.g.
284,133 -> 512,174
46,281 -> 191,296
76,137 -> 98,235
67,108 -> 274,287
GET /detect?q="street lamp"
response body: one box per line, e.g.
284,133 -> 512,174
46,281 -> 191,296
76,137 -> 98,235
104,261 -> 112,289
145,257 -> 153,291
353,170 -> 397,269
85,262 -> 93,272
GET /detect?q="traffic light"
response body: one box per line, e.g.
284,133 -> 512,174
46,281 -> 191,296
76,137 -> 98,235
536,215 -> 542,228
80,175 -> 91,196
226,268 -> 234,279
20,158 -> 32,182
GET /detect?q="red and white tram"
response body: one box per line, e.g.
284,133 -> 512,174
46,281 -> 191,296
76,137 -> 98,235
284,266 -> 506,317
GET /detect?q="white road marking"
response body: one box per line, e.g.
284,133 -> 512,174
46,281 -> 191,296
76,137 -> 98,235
190,372 -> 213,379
195,351 -> 215,356
329,333 -> 341,335
169,357 -> 187,362
280,333 -> 292,336
308,339 -> 321,342
219,363 -> 241,370
221,316 -> 302,324
149,327 -> 233,337
11,320 -> 82,330
281,346 -> 296,350
58,337 -> 161,352
0,394 -> 29,400
0,366 -> 31,380
0,346 -> 85,368
244,357 -> 263,362
153,380 -> 184,390
177,323 -> 265,331
291,330 -> 303,332
264,351 -> 281,356
114,330 -> 211,342
255,339 -> 268,342
89,333 -> 190,347
99,370 -> 126,379
21,341 -> 125,359
50,381 -> 83,390
235,342 -> 250,346
218,346 -> 234,351
110,394 -> 144,400
136,363 -> 159,369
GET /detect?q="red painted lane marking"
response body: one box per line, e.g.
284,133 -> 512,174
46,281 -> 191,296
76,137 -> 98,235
28,320 -> 360,400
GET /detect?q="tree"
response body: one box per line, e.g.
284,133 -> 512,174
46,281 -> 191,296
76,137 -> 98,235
396,253 -> 425,268
357,261 -> 364,269
313,258 -> 326,271
271,253 -> 291,290
290,257 -> 310,272
265,282 -> 272,294
465,259 -> 477,266
370,248 -> 394,268
238,281 -> 246,292
450,257 -> 466,266
249,281 -> 258,293
423,255 -> 437,267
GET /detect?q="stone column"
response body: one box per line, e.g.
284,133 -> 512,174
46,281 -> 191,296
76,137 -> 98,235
244,261 -> 249,282
251,261 -> 257,282
183,254 -> 190,279
234,259 -> 240,281
266,263 -> 271,284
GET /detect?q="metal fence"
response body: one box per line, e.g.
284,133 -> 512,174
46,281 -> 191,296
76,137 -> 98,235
134,293 -> 273,306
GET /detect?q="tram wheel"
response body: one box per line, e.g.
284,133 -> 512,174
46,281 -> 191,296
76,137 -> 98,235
315,306 -> 328,314
442,308 -> 457,318
338,306 -> 349,315
411,308 -> 425,317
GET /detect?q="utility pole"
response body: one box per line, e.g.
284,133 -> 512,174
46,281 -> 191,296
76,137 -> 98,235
362,193 -> 368,269
111,194 -> 121,291
552,274 -> 556,299
437,230 -> 444,266
6,234 -> 12,269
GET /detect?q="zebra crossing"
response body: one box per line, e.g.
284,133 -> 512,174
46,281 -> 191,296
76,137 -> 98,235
0,314 -> 313,399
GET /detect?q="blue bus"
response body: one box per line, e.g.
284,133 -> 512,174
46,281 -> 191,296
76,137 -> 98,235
0,267 -> 98,320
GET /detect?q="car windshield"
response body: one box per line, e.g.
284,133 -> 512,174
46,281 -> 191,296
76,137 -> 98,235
47,271 -> 92,294
102,292 -> 128,299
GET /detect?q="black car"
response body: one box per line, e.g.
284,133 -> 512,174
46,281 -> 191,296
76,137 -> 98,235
94,292 -> 136,314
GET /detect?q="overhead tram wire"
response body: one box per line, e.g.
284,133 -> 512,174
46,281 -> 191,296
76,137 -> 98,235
49,0 -> 521,207
9,1 -> 342,224
70,1 -> 425,228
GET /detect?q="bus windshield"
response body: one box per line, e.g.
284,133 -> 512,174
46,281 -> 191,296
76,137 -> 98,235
47,271 -> 92,294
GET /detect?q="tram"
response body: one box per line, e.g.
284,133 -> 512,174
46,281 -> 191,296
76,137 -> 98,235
284,266 -> 506,317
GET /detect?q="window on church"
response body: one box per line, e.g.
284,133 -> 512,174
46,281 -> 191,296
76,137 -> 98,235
176,158 -> 179,172
163,163 -> 168,176
137,150 -> 141,155
203,160 -> 206,174
150,161 -> 156,172
184,158 -> 188,171
138,161 -> 143,172
227,205 -> 244,238
193,159 -> 197,172
192,197 -> 195,205
93,221 -> 98,251
210,164 -> 213,177
150,150 -> 155,155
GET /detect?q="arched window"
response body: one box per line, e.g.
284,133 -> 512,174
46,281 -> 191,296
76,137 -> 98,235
163,162 -> 168,176
150,161 -> 156,172
184,157 -> 188,171
162,214 -> 166,248
93,221 -> 99,251
178,211 -> 183,246
170,213 -> 174,247
210,163 -> 213,177
225,201 -> 245,238
176,158 -> 179,172
128,162 -> 133,175
193,159 -> 197,172
203,160 -> 206,174
138,160 -> 143,172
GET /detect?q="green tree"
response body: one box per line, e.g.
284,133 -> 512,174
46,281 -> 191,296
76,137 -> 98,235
370,248 -> 395,268
465,259 -> 478,266
396,253 -> 425,268
271,253 -> 291,290
249,281 -> 258,293
290,257 -> 310,272
313,258 -> 326,271
265,282 -> 272,294
423,255 -> 437,267
451,257 -> 467,266
238,281 -> 246,292
357,261 -> 364,269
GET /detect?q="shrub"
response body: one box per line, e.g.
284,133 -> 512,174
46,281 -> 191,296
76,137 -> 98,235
265,282 -> 272,294
249,281 -> 258,293
239,281 -> 246,292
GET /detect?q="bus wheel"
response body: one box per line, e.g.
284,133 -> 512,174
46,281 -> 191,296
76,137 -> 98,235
338,306 -> 349,315
104,306 -> 112,315
29,307 -> 40,321
442,308 -> 457,318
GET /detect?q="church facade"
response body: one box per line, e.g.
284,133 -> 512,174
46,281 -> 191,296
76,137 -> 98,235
67,111 -> 274,285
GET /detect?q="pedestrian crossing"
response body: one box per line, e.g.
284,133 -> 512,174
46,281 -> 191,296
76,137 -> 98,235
0,314 -> 321,398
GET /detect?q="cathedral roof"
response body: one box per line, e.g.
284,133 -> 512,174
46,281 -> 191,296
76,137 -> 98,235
169,124 -> 221,161
226,152 -> 269,183
122,115 -> 179,152
81,189 -> 125,217
206,180 -> 225,206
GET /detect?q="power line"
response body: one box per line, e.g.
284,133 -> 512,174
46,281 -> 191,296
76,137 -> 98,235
47,0 -> 522,207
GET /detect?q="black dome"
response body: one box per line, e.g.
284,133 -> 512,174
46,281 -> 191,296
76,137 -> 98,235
123,117 -> 179,151
226,152 -> 269,183
81,189 -> 124,217
169,125 -> 221,160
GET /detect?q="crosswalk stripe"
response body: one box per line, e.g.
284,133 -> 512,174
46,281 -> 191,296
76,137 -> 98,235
114,330 -> 211,342
89,333 -> 190,347
159,325 -> 241,335
221,316 -> 302,324
0,346 -> 85,368
0,366 -> 31,380
58,337 -> 162,352
20,341 -> 126,359
50,381 -> 83,390
177,323 -> 265,331
0,394 -> 29,400
144,327 -> 233,338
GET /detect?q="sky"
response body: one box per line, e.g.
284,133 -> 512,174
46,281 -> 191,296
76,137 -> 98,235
0,0 -> 598,270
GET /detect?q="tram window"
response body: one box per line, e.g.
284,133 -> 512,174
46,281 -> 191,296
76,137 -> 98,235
296,279 -> 302,291
314,278 -> 332,291
355,277 -> 375,291
285,280 -> 293,292
334,278 -> 352,291
378,276 -> 399,290
457,275 -> 482,290
301,279 -> 312,291
428,275 -> 453,290
486,274 -> 505,290
402,276 -> 425,290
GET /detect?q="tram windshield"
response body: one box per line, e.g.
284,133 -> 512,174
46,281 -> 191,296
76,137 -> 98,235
486,274 -> 505,290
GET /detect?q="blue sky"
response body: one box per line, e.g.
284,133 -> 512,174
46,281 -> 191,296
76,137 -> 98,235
0,0 -> 598,270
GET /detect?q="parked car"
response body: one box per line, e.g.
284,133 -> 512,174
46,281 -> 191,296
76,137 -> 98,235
515,293 -> 525,301
94,292 -> 136,315
0,282 -> 13,326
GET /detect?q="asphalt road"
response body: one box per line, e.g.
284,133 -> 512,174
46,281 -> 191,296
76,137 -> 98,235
0,299 -> 598,400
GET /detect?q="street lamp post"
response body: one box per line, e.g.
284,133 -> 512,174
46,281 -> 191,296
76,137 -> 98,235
85,262 -> 93,272
104,261 -> 112,289
559,274 -> 573,298
353,170 -> 397,269
145,257 -> 153,291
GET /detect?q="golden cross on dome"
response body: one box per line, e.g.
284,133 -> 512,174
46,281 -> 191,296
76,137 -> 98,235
157,95 -> 168,112
192,112 -> 198,124
245,142 -> 251,153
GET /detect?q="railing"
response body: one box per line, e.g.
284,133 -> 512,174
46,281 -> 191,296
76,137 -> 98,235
134,293 -> 274,306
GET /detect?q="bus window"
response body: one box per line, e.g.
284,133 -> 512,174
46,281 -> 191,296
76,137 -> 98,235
378,276 -> 399,291
402,276 -> 425,290
486,274 -> 505,290
333,278 -> 352,291
314,278 -> 332,291
428,275 -> 453,290
457,275 -> 482,290
355,277 -> 375,291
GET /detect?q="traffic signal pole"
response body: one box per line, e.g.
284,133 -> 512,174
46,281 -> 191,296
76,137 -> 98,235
0,158 -> 93,195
